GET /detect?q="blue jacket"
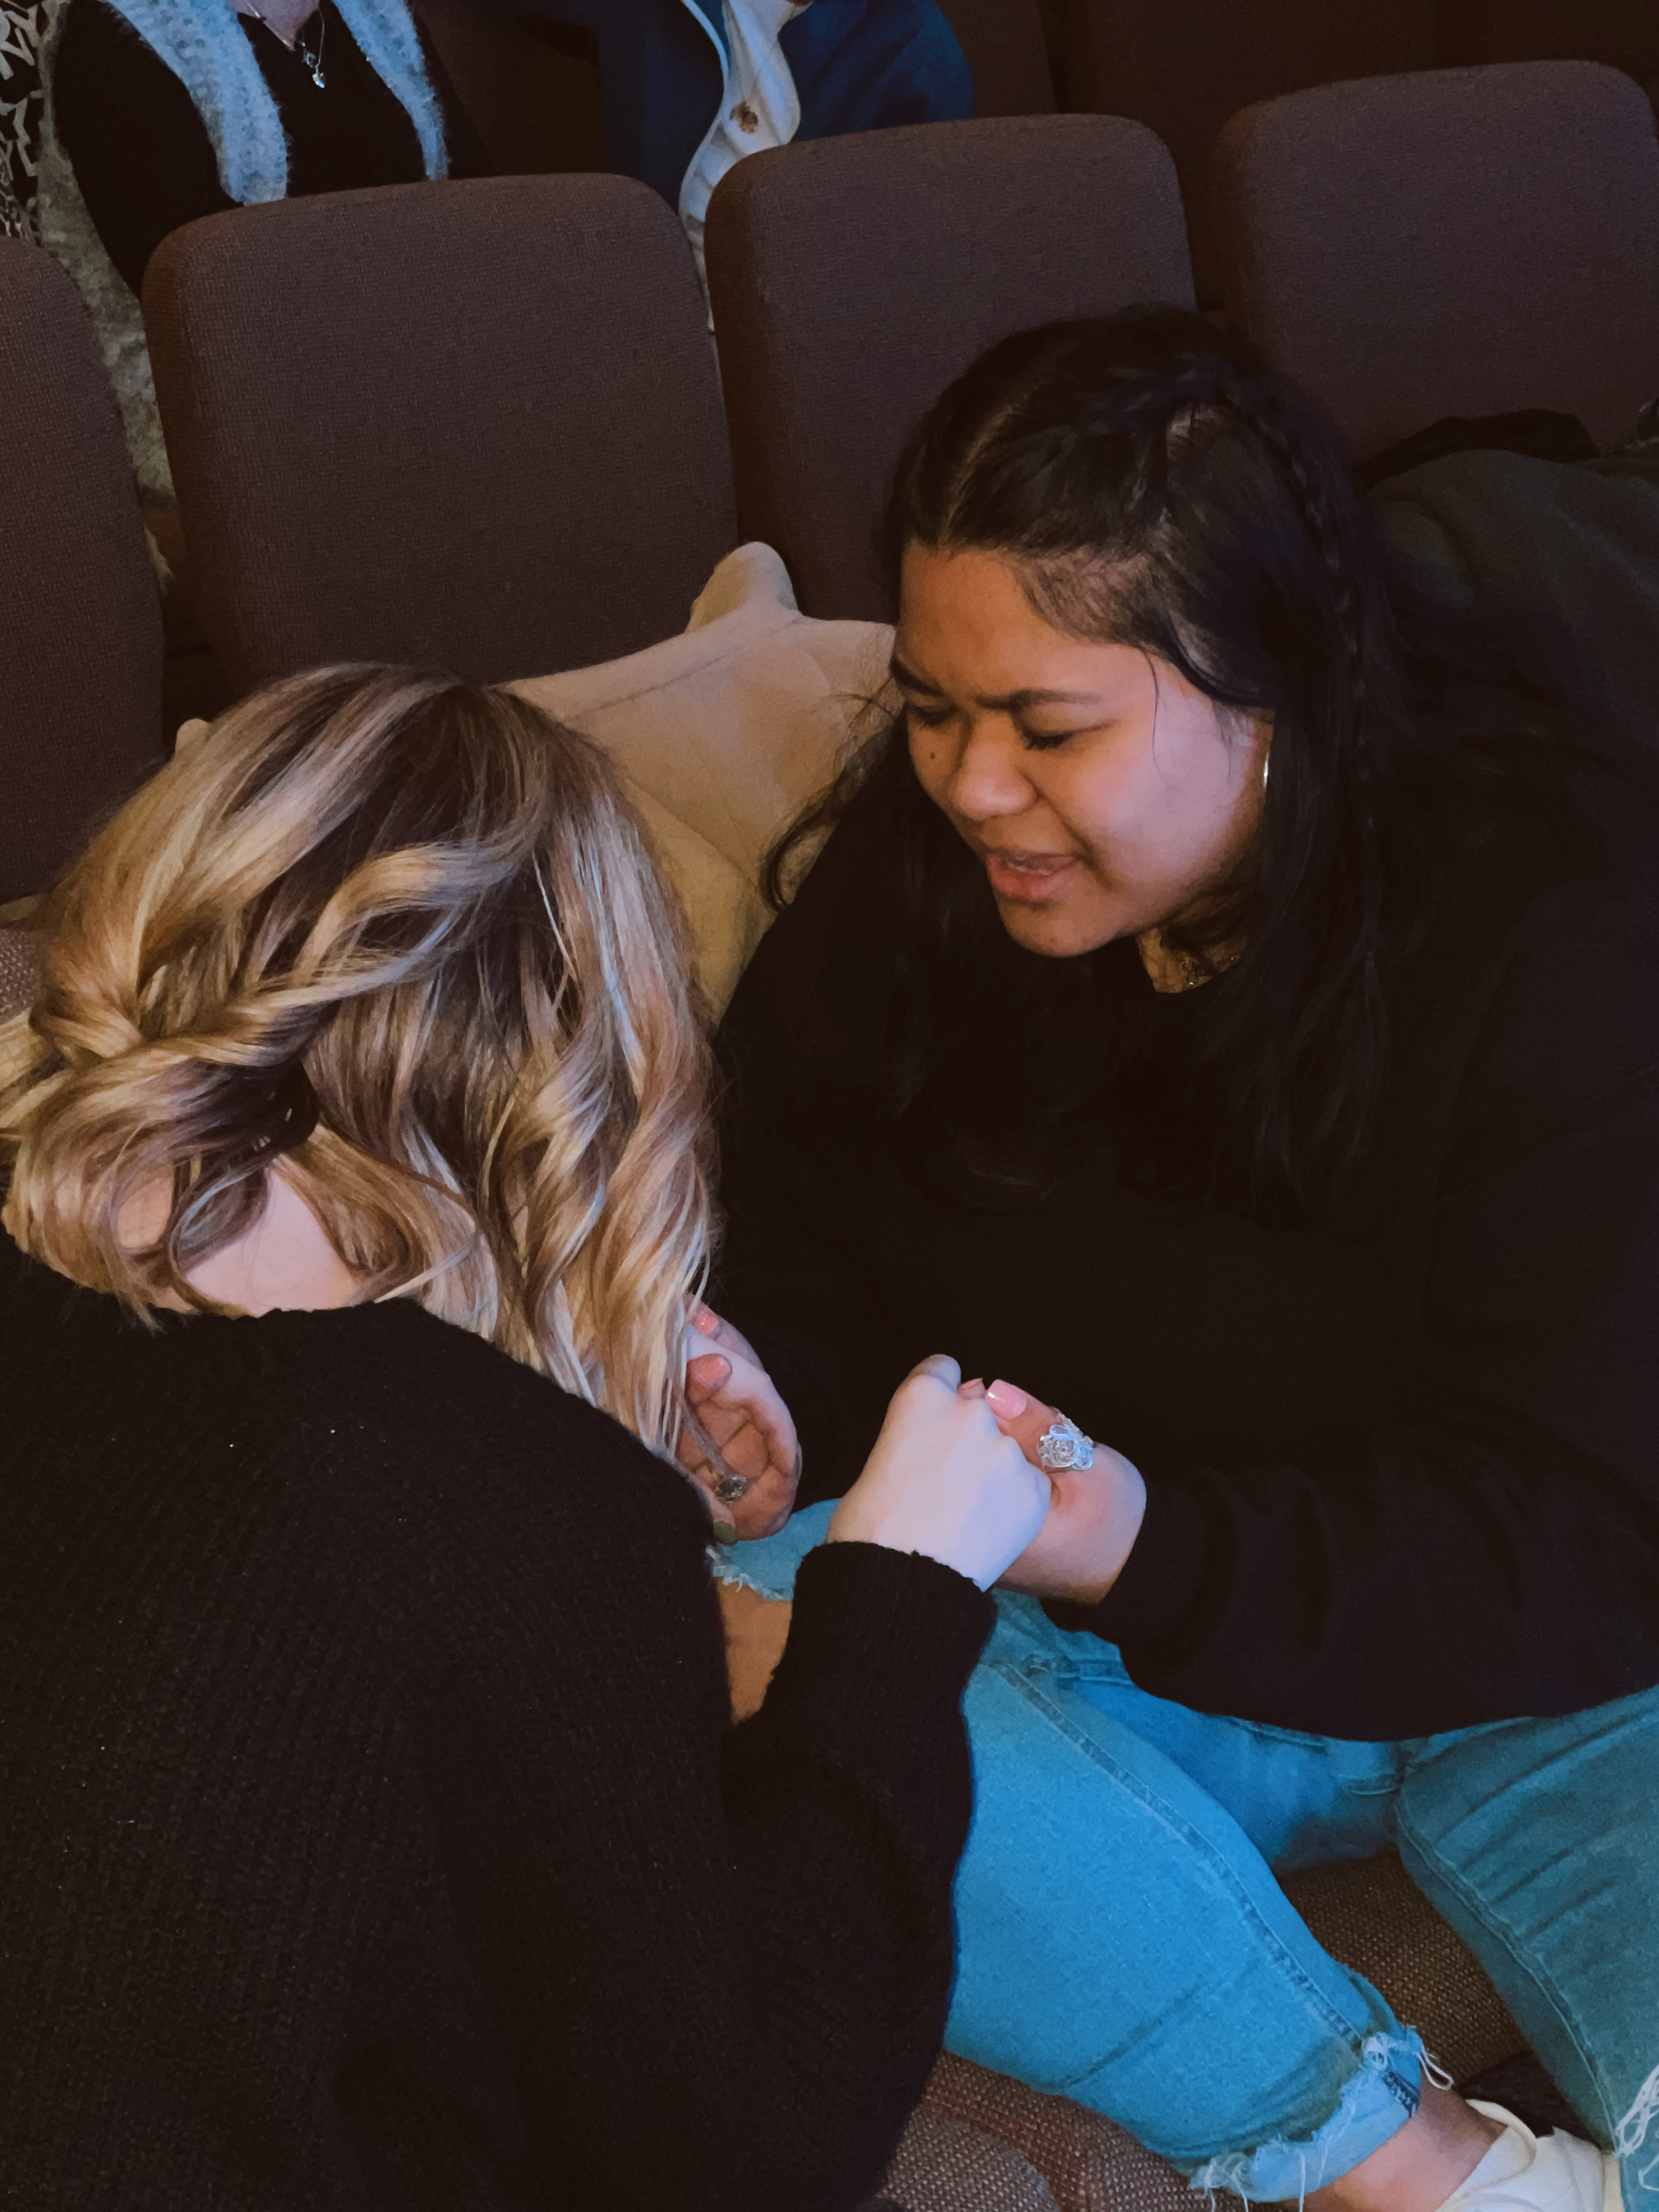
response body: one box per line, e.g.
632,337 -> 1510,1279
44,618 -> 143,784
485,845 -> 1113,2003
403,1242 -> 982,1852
478,0 -> 974,205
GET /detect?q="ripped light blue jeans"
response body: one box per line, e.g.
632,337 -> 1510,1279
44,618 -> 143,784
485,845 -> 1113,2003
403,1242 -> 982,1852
721,1501 -> 1659,2204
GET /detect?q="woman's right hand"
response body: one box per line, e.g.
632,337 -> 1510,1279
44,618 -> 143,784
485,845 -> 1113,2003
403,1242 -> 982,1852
828,1354 -> 1052,1589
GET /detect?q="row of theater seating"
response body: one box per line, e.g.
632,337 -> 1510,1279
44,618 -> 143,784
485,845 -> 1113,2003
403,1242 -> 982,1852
3,59 -> 1658,910
418,0 -> 1659,301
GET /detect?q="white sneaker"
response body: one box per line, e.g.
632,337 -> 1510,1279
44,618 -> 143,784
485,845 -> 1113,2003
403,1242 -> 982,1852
1437,2102 -> 1622,2212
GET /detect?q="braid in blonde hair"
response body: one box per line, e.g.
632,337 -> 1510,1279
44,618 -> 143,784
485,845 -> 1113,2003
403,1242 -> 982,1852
1,666 -> 715,1458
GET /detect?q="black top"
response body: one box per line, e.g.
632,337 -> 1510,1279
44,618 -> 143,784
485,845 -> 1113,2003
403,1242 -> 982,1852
52,0 -> 493,297
713,765 -> 1659,1742
0,1233 -> 991,2209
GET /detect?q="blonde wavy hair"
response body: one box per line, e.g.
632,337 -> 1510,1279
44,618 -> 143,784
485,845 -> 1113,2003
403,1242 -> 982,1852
0,666 -> 715,1455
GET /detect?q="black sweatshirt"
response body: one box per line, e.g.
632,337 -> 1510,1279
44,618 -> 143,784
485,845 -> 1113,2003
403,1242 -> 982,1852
0,1234 -> 991,2210
712,764 -> 1659,1743
52,0 -> 493,299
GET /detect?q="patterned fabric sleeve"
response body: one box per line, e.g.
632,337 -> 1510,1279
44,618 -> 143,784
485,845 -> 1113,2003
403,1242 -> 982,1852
0,2 -> 46,240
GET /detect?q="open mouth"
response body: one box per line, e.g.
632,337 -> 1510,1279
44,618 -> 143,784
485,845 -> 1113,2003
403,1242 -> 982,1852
981,850 -> 1080,903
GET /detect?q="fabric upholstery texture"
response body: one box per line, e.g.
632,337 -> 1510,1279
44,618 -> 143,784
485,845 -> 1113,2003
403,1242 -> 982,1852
920,2056 -> 1201,2212
0,239 -> 163,901
512,541 -> 889,1016
143,172 -> 738,690
1049,0 -> 1438,303
0,924 -> 42,1022
883,2103 -> 1064,2211
1212,61 -> 1659,459
707,115 -> 1194,622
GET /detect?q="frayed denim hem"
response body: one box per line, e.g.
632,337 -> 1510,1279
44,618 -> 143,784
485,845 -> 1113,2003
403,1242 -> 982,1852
1186,2031 -> 1426,2204
1618,2055 -> 1659,2202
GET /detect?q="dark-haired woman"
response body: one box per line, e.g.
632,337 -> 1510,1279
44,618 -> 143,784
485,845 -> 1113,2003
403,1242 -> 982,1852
712,308 -> 1659,2212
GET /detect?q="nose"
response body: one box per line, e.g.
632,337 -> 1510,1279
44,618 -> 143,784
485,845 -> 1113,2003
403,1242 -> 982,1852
944,719 -> 1034,823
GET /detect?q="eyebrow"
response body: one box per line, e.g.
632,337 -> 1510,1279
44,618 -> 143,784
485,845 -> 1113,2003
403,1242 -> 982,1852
888,652 -> 1109,715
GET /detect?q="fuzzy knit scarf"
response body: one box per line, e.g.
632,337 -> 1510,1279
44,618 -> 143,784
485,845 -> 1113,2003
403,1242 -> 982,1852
36,0 -> 448,500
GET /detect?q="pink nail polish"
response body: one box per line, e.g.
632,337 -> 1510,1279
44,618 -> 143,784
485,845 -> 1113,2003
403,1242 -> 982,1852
986,1379 -> 1028,1417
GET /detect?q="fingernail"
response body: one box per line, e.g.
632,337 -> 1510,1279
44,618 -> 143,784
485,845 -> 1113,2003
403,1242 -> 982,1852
712,1520 -> 737,1545
986,1379 -> 1028,1417
691,1303 -> 719,1335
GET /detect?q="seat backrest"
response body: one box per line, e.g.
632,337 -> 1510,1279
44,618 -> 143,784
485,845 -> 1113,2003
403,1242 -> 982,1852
1051,0 -> 1438,303
707,116 -> 1194,620
935,0 -> 1056,116
1212,61 -> 1659,460
0,241 -> 164,902
144,175 -> 738,691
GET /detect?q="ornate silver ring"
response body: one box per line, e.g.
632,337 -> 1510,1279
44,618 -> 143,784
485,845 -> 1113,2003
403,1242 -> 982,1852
1036,1414 -> 1094,1472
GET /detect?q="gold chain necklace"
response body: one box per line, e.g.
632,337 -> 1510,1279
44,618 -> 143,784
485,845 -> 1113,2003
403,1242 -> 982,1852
1172,945 -> 1243,991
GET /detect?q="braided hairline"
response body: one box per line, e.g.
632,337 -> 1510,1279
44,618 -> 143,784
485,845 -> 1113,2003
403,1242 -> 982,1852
1079,362 -> 1372,730
1086,360 -> 1387,973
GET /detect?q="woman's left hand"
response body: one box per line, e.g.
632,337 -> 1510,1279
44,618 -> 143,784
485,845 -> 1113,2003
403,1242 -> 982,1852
680,1304 -> 801,1542
961,1378 -> 1148,1605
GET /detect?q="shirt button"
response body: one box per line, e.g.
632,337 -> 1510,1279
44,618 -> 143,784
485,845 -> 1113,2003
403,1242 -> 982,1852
733,101 -> 760,133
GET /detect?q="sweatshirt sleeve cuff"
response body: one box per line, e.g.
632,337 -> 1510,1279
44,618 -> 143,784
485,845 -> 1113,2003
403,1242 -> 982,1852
776,1541 -> 995,1713
1042,1480 -> 1209,1647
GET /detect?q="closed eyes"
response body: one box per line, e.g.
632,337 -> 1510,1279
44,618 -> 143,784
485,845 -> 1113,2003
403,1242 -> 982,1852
903,700 -> 1090,751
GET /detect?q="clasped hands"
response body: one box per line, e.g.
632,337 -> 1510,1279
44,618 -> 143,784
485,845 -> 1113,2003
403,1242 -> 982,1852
679,1306 -> 1146,1603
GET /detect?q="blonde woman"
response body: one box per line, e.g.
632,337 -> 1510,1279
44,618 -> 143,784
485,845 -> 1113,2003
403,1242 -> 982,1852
0,665 -> 1049,2212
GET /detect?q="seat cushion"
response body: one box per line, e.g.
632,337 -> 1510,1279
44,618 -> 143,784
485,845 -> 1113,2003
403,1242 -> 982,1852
512,541 -> 892,1016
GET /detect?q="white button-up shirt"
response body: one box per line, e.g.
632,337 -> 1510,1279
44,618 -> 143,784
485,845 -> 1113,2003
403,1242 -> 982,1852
679,0 -> 806,286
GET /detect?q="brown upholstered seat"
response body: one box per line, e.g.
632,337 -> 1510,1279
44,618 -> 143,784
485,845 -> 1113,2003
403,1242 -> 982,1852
0,241 -> 165,902
1047,0 -> 1438,304
706,116 -> 1194,621
1212,61 -> 1659,461
143,175 -> 738,691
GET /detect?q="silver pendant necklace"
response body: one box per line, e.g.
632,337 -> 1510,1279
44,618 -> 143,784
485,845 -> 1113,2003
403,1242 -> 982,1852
247,4 -> 326,88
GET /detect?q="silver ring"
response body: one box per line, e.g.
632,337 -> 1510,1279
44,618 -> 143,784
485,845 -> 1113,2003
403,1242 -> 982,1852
713,1470 -> 751,1504
1037,1414 -> 1094,1472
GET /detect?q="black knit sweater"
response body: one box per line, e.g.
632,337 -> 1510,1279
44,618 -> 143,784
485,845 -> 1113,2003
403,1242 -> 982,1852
0,1234 -> 991,2210
713,759 -> 1659,1743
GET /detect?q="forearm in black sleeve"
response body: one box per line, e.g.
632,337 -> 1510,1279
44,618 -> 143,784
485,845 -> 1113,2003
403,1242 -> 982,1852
713,934 -> 906,1507
424,1464 -> 991,2212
